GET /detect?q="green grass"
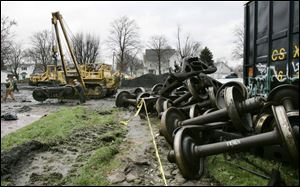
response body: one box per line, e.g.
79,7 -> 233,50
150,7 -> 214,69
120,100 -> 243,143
1,106 -> 116,151
70,145 -> 121,185
1,106 -> 126,186
1,181 -> 12,186
207,153 -> 299,186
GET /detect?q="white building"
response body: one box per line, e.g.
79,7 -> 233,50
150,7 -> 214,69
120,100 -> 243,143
143,49 -> 180,75
1,70 -> 9,83
209,61 -> 233,79
19,63 -> 35,80
5,63 -> 35,80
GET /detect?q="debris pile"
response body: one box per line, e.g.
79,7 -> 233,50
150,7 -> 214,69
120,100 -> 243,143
115,56 -> 299,182
120,73 -> 169,88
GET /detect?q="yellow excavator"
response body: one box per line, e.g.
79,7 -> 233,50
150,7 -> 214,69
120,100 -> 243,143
32,11 -> 120,101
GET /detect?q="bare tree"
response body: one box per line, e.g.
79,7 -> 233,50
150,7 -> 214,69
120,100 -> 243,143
148,35 -> 169,75
176,25 -> 201,60
107,16 -> 140,73
124,50 -> 143,76
1,15 -> 17,69
25,30 -> 52,72
7,43 -> 24,80
72,32 -> 100,64
232,24 -> 244,59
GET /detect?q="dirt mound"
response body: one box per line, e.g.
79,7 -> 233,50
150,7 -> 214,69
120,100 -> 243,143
1,141 -> 48,178
121,73 -> 169,88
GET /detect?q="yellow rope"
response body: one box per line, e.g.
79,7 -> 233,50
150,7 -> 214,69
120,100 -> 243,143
119,98 -> 168,186
120,99 -> 144,125
142,98 -> 168,186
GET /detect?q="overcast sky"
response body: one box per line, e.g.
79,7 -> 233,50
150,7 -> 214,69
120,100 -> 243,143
1,1 -> 245,66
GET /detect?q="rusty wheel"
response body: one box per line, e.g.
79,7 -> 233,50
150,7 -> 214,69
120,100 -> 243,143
267,84 -> 299,112
216,81 -> 248,110
151,83 -> 164,95
225,86 -> 253,132
173,126 -> 205,179
155,97 -> 167,114
133,87 -> 145,96
163,100 -> 173,111
160,107 -> 187,145
115,91 -> 133,107
272,105 -> 299,165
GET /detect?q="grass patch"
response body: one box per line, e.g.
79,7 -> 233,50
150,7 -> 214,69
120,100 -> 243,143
1,106 -> 116,151
207,153 -> 299,186
69,145 -> 121,185
1,106 -> 127,186
1,180 -> 11,186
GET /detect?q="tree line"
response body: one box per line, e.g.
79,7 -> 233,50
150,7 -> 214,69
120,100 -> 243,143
1,14 -> 240,78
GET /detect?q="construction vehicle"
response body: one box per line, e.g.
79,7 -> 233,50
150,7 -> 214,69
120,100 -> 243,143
32,11 -> 120,102
29,65 -> 66,86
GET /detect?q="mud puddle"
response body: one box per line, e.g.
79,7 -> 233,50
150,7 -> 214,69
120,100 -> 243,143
1,114 -> 43,138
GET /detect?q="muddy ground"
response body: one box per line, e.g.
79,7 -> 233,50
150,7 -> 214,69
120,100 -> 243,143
1,84 -> 216,186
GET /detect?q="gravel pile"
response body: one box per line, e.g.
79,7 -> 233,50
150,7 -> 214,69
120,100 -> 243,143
120,73 -> 169,88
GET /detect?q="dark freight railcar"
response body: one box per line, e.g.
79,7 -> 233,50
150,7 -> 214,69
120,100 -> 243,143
243,1 -> 299,97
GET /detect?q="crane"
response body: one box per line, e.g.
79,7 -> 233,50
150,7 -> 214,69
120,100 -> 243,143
32,11 -> 120,102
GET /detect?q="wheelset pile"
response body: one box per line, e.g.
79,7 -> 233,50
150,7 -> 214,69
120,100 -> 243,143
115,57 -> 299,180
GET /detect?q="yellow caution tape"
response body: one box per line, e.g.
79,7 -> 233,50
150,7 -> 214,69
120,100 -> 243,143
119,98 -> 168,186
141,98 -> 168,186
120,99 -> 144,125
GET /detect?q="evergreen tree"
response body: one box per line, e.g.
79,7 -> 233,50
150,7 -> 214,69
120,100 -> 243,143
200,47 -> 214,66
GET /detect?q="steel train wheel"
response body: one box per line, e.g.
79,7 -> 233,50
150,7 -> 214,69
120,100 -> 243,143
173,126 -> 205,179
115,91 -> 132,107
160,107 -> 188,145
216,81 -> 249,110
225,86 -> 253,133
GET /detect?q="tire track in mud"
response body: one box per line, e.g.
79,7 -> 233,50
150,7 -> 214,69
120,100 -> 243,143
1,118 -> 123,186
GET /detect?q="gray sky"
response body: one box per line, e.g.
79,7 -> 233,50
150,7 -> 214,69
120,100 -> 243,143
1,1 -> 245,66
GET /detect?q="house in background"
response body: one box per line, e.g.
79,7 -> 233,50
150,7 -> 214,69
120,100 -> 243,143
209,61 -> 233,79
19,63 -> 35,80
4,63 -> 35,80
143,49 -> 180,75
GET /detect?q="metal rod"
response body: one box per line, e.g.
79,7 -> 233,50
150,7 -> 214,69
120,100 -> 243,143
52,15 -> 67,81
182,108 -> 228,126
173,92 -> 192,105
195,130 -> 279,157
226,161 -> 270,179
53,12 -> 85,88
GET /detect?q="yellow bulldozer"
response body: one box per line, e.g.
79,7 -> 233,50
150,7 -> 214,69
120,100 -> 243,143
29,65 -> 66,86
32,11 -> 120,101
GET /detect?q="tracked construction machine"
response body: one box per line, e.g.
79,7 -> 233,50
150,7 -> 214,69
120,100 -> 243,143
29,65 -> 66,87
32,11 -> 120,102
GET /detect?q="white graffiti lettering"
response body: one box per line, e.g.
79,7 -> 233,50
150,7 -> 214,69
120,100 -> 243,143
256,63 -> 267,75
226,139 -> 241,148
291,61 -> 299,73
